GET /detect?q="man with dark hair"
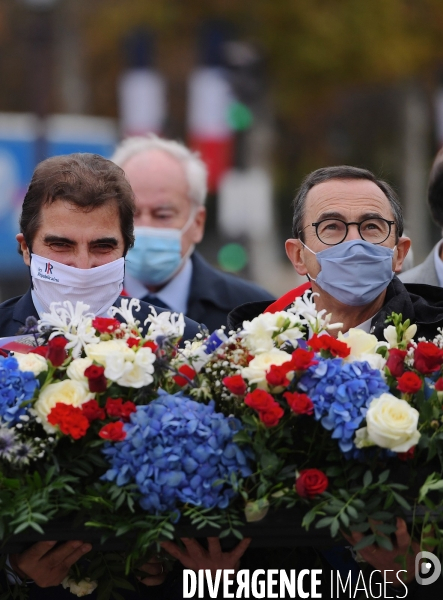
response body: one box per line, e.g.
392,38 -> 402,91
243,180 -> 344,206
0,153 -> 201,598
400,147 -> 443,285
228,165 -> 443,597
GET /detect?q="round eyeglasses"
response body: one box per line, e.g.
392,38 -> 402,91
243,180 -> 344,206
310,218 -> 395,245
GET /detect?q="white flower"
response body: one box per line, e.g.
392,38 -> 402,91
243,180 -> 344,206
288,291 -> 342,333
85,340 -> 133,365
383,325 -> 398,348
62,577 -> 98,597
34,380 -> 94,433
404,324 -> 417,343
241,313 -> 281,353
357,393 -> 421,453
338,329 -> 378,357
86,341 -> 155,388
13,352 -> 48,376
357,352 -> 387,372
109,297 -> 141,326
66,357 -> 93,384
242,349 -> 291,388
144,307 -> 185,341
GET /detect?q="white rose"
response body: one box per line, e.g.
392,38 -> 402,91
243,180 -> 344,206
62,577 -> 98,597
338,328 -> 378,358
13,352 -> 48,376
66,357 -> 93,384
85,339 -> 132,366
34,380 -> 94,433
242,349 -> 291,388
364,393 -> 421,452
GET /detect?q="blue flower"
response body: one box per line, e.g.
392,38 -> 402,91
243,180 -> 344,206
298,357 -> 388,454
102,391 -> 254,515
0,356 -> 38,425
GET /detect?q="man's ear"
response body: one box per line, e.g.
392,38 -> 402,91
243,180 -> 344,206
393,236 -> 411,273
16,233 -> 31,267
285,238 -> 309,276
190,206 -> 206,245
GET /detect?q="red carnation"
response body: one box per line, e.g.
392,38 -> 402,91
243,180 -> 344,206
105,398 -> 136,421
222,375 -> 247,396
290,349 -> 317,371
244,389 -> 276,411
84,364 -> 107,393
99,421 -> 126,441
143,341 -> 158,352
386,348 -> 407,378
173,365 -> 197,387
92,317 -> 121,334
81,399 -> 106,422
46,337 -> 68,367
295,469 -> 329,498
266,364 -> 291,387
126,337 -> 140,349
48,402 -> 89,440
396,372 -> 423,394
120,401 -> 136,420
284,392 -> 314,415
413,341 -> 443,374
308,334 -> 350,358
259,404 -> 284,427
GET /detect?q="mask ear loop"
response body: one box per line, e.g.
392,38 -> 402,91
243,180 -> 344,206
299,240 -> 318,283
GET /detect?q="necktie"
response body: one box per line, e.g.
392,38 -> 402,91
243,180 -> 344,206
141,294 -> 170,310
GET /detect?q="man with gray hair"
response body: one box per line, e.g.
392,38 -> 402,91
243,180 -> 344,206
112,135 -> 274,332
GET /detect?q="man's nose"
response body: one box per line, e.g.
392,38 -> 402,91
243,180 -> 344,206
344,223 -> 361,241
71,249 -> 93,269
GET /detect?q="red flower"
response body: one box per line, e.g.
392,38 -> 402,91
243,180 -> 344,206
308,334 -> 350,358
244,389 -> 276,411
386,348 -> 407,378
414,342 -> 443,374
81,399 -> 106,422
289,349 -> 317,371
435,378 -> 443,391
48,402 -> 89,440
120,401 -> 136,420
397,446 -> 416,461
143,341 -> 158,352
396,372 -> 423,394
222,375 -> 247,395
29,346 -> 48,358
46,337 -> 69,367
259,404 -> 284,427
295,469 -> 329,498
266,364 -> 291,387
126,337 -> 140,349
105,398 -> 136,421
173,365 -> 197,387
84,364 -> 107,393
283,392 -> 314,415
99,421 -> 126,441
92,317 -> 121,333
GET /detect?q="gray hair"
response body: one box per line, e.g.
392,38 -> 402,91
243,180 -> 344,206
292,165 -> 403,241
111,134 -> 208,206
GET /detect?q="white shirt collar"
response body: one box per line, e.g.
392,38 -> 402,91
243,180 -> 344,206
123,258 -> 193,315
433,241 -> 443,287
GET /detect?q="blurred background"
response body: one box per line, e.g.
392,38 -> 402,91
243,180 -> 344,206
1,0 -> 443,300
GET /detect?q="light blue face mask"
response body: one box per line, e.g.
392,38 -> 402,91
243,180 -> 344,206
126,217 -> 194,286
302,239 -> 395,306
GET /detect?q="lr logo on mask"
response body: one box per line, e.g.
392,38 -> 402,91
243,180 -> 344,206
415,551 -> 441,585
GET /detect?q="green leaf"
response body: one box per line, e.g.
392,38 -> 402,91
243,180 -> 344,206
315,517 -> 334,528
391,492 -> 411,511
363,470 -> 373,488
353,534 -> 376,551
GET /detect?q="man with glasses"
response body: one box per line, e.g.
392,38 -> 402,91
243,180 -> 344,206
228,165 -> 443,598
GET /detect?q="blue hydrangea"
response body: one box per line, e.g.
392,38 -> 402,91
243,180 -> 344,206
102,391 -> 254,514
297,357 -> 389,454
0,356 -> 38,425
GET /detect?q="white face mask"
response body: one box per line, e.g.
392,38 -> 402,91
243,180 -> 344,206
30,254 -> 125,316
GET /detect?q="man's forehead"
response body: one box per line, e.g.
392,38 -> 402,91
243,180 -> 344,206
305,178 -> 393,218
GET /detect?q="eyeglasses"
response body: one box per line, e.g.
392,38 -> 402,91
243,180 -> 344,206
310,218 -> 396,246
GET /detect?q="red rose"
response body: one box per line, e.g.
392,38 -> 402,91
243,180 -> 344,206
295,469 -> 329,498
308,334 -> 350,358
386,348 -> 407,378
173,365 -> 197,387
258,404 -> 284,427
48,402 -> 89,440
84,364 -> 107,393
81,399 -> 106,422
435,378 -> 443,391
283,392 -> 314,415
222,375 -> 247,395
397,446 -> 416,461
244,389 -> 276,411
92,317 -> 121,333
290,349 -> 317,371
414,342 -> 443,374
266,364 -> 291,387
46,337 -> 69,367
99,421 -> 126,441
396,372 -> 423,394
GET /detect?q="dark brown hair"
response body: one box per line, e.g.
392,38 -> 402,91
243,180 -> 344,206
19,153 -> 135,254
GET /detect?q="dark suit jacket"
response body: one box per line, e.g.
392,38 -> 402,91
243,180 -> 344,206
0,289 -> 200,342
186,252 -> 275,332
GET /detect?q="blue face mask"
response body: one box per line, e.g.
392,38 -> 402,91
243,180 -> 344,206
126,220 -> 194,286
302,239 -> 395,306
